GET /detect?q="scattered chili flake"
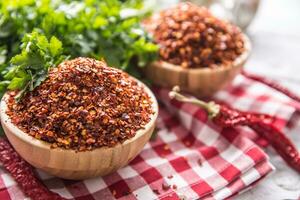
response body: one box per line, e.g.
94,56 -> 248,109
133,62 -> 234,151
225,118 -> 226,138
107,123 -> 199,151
178,193 -> 188,200
122,190 -> 132,196
162,182 -> 171,191
112,190 -> 117,196
153,189 -> 160,195
6,57 -> 154,151
167,175 -> 173,179
198,158 -> 203,166
144,2 -> 245,68
172,184 -> 177,190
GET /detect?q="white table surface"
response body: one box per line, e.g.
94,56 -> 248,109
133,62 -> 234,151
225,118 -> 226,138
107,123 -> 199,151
158,0 -> 300,199
237,0 -> 300,199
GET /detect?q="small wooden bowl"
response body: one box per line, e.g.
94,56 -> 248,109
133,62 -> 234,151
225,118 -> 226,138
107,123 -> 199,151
145,34 -> 251,97
0,80 -> 158,180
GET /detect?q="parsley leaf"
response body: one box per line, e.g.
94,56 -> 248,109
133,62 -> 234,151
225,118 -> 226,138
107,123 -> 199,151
0,30 -> 66,100
0,0 -> 158,78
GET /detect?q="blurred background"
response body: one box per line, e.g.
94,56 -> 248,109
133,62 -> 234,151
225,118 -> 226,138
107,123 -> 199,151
156,0 -> 300,199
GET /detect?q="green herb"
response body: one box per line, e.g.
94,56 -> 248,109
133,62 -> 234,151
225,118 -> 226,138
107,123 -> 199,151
0,0 -> 158,138
0,0 -> 158,79
0,30 -> 66,100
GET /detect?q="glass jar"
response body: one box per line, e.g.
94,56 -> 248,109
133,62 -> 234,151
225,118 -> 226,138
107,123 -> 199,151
181,0 -> 260,29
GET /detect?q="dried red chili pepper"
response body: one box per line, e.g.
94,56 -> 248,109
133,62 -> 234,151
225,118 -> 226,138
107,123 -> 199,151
0,138 -> 66,200
213,104 -> 300,172
169,86 -> 300,173
212,104 -> 274,127
242,70 -> 300,103
249,122 -> 300,172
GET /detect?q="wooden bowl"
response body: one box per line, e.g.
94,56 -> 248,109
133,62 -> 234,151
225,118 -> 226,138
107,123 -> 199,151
145,34 -> 251,97
0,80 -> 158,180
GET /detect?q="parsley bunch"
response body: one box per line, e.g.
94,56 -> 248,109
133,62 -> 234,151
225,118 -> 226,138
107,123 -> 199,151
0,0 -> 158,98
0,31 -> 66,100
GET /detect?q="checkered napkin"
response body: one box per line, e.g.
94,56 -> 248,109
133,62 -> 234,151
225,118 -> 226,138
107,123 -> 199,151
0,75 -> 299,200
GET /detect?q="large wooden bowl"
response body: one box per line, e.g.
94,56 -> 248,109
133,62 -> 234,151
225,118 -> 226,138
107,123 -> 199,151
0,80 -> 158,180
145,34 -> 251,97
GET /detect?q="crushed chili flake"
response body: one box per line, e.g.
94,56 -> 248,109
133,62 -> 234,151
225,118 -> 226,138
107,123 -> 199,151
172,184 -> 177,190
162,182 -> 171,191
198,158 -> 203,166
144,2 -> 245,68
6,57 -> 154,151
167,175 -> 173,179
122,190 -> 132,196
153,189 -> 160,195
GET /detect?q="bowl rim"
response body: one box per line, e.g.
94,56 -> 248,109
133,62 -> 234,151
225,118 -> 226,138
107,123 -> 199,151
0,77 -> 158,154
150,33 -> 251,73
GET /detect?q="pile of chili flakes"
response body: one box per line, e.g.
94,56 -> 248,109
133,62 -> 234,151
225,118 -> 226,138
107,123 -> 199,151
144,2 -> 245,68
6,57 -> 154,151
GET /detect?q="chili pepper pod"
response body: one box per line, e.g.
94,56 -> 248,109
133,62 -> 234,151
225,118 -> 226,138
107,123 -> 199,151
242,70 -> 300,103
169,86 -> 300,173
212,104 -> 274,127
213,105 -> 300,172
0,138 -> 66,200
249,123 -> 300,172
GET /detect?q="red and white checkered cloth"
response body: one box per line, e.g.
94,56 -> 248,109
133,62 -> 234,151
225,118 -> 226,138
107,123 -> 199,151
0,75 -> 299,200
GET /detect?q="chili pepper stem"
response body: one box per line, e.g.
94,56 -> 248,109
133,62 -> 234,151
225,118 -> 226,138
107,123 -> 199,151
169,86 -> 300,173
169,86 -> 220,118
